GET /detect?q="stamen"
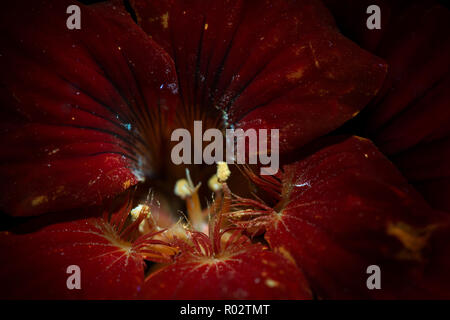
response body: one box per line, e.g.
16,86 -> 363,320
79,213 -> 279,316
217,161 -> 231,182
133,228 -> 180,263
130,204 -> 154,234
160,220 -> 191,242
130,204 -> 150,221
174,169 -> 204,231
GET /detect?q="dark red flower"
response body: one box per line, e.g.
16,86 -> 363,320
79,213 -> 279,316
0,0 -> 449,300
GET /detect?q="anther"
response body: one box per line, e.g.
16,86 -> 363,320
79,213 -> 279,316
174,179 -> 192,199
208,174 -> 222,192
216,161 -> 231,183
130,204 -> 153,233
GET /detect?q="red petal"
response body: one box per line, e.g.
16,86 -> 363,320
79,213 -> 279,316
324,0 -> 450,212
130,0 -> 387,153
264,136 -> 450,298
141,244 -> 311,299
0,212 -> 145,299
393,138 -> 450,214
0,0 -> 179,216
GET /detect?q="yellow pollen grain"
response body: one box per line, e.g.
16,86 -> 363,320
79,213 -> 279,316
204,23 -> 209,30
161,12 -> 169,29
265,279 -> 279,288
31,195 -> 48,206
217,161 -> 231,182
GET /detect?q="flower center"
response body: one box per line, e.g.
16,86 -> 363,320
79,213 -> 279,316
109,160 -> 283,268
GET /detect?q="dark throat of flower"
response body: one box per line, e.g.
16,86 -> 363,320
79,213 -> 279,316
105,98 -> 286,270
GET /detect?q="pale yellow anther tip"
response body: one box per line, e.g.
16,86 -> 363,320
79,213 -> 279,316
216,161 -> 231,182
208,174 -> 222,192
130,204 -> 151,221
174,178 -> 192,199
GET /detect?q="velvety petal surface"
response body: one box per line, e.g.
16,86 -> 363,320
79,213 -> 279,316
0,0 -> 179,216
0,211 -> 145,299
262,137 -> 449,298
141,243 -> 311,299
130,0 -> 387,153
324,0 -> 450,212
